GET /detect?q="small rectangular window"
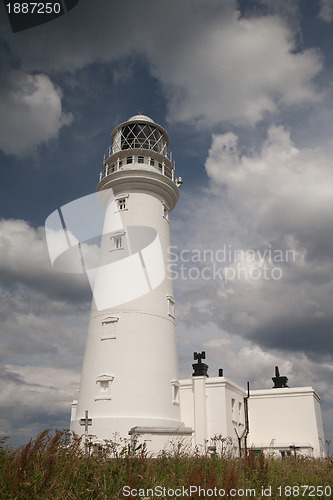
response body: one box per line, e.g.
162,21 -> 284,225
114,236 -> 122,249
95,375 -> 114,401
162,203 -> 169,221
118,198 -> 126,210
110,231 -> 125,251
99,380 -> 109,392
101,316 -> 118,340
167,295 -> 175,318
127,156 -> 133,164
138,156 -> 144,164
150,158 -> 155,166
158,162 -> 163,172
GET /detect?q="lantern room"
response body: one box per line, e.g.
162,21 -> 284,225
112,114 -> 168,154
100,115 -> 178,183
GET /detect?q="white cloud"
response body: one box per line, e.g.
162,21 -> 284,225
0,71 -> 72,156
0,219 -> 88,299
205,125 -> 333,248
4,1 -> 323,129
153,13 -> 322,126
318,0 -> 333,22
0,219 -> 90,367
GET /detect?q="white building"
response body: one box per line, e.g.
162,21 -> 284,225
70,115 -> 325,457
247,385 -> 326,457
70,114 -> 192,453
179,359 -> 326,458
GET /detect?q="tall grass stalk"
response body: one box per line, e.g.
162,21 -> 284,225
0,431 -> 332,499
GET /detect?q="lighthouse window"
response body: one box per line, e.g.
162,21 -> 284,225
162,203 -> 169,222
138,155 -> 144,164
101,316 -> 118,340
114,236 -> 122,249
115,195 -> 129,211
118,198 -> 126,210
158,163 -> 163,172
126,156 -> 133,164
95,375 -> 114,401
167,295 -> 175,318
150,158 -> 155,166
110,230 -> 126,252
100,380 -> 109,392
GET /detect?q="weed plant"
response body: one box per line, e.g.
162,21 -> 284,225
0,430 -> 332,499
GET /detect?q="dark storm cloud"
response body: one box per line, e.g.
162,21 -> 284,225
1,402 -> 69,448
0,366 -> 43,387
170,120 -> 333,413
0,219 -> 89,374
249,316 -> 333,358
0,220 -> 91,305
1,0 -> 323,137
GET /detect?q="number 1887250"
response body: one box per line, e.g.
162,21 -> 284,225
277,485 -> 332,497
6,3 -> 62,14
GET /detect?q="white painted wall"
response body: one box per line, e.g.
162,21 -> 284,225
179,376 -> 325,458
70,117 -> 191,452
179,376 -> 247,456
247,387 -> 326,457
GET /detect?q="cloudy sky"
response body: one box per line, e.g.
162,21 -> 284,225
0,0 -> 333,449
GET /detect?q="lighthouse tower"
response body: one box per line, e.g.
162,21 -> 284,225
70,115 -> 191,452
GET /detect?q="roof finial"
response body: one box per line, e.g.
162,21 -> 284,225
272,365 -> 288,388
192,351 -> 209,377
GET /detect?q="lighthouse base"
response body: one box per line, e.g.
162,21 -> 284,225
70,410 -> 193,455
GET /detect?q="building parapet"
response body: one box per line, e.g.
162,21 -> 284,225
250,387 -> 320,402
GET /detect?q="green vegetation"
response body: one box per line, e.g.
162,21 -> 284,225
0,431 -> 332,499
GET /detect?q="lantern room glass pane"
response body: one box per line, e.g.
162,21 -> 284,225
120,123 -> 166,153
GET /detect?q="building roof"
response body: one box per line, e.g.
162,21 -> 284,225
127,114 -> 155,123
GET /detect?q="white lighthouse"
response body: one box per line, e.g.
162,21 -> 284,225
70,115 -> 192,452
46,115 -> 325,458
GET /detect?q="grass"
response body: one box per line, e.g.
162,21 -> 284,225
0,430 -> 332,499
